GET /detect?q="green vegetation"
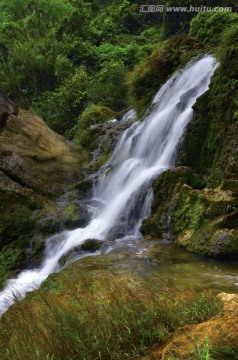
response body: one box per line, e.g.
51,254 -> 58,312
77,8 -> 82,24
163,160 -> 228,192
189,336 -> 238,360
0,0 -> 165,136
179,11 -> 238,183
189,12 -> 238,45
0,193 -> 37,287
2,0 -> 236,138
0,271 -> 220,360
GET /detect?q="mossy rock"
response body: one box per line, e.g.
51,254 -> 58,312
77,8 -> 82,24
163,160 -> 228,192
81,239 -> 102,252
180,223 -> 238,258
74,125 -> 106,151
0,196 -> 36,250
0,234 -> 45,289
57,240 -> 102,269
171,186 -> 238,258
79,105 -> 116,129
0,109 -> 89,197
35,200 -> 90,236
69,179 -> 93,194
171,185 -> 205,238
141,167 -> 205,238
142,166 -> 238,258
0,246 -> 25,288
221,161 -> 238,196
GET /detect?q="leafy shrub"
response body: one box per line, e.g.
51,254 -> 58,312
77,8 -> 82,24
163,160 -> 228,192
31,66 -> 89,134
79,105 -> 116,129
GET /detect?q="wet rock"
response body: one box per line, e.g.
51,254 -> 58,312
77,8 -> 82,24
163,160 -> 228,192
58,247 -> 81,267
69,178 -> 93,197
81,239 -> 102,252
79,117 -> 134,174
35,199 -> 90,235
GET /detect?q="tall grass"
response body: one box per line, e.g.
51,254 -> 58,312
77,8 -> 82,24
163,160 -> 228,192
189,335 -> 238,360
0,275 -> 220,360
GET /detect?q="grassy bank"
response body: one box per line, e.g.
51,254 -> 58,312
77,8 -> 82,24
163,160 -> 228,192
0,271 -> 221,360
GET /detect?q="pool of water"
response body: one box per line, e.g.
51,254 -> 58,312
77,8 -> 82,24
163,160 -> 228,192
103,239 -> 238,293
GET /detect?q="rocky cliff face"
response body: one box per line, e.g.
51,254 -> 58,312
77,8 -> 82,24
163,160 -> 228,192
0,91 -> 89,286
142,49 -> 238,258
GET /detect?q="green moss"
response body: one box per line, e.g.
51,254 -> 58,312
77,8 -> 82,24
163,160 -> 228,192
0,246 -> 25,288
184,225 -> 238,258
73,104 -> 117,152
86,155 -> 111,174
0,233 -> 35,288
0,195 -> 35,249
177,24 -> 238,188
69,179 -> 92,193
171,186 -> 205,237
80,104 -> 116,129
64,204 -> 80,225
141,167 -> 205,238
73,125 -> 105,151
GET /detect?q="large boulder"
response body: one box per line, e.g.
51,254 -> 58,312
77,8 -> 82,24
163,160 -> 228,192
0,108 -> 88,197
0,91 -> 89,286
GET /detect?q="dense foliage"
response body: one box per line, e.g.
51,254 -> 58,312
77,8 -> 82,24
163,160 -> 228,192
0,0 -> 164,134
1,0 -> 236,137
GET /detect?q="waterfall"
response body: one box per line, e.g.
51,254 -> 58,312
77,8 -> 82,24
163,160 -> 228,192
0,55 -> 218,315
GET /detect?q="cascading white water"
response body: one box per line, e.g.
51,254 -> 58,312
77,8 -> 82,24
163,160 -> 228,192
0,55 -> 218,314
